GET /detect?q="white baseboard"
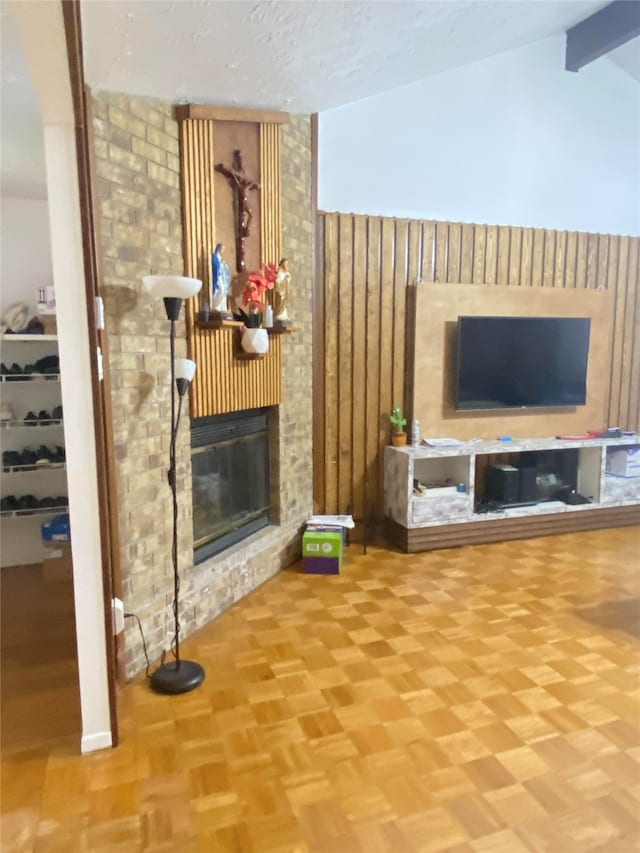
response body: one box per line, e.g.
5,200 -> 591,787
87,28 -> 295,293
81,730 -> 112,753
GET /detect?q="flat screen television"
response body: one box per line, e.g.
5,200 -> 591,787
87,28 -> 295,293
455,316 -> 591,411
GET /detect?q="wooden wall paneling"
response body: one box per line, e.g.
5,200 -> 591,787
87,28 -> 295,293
365,217 -> 382,518
316,211 -> 638,518
496,226 -> 510,285
313,213 -> 326,513
542,229 -> 556,287
392,219 -> 409,414
507,227 -> 521,286
378,217 -> 396,514
434,221 -> 448,283
323,213 -> 339,513
447,222 -> 462,283
531,228 -> 545,286
609,236 -> 629,427
460,223 -> 474,283
472,224 -> 486,284
351,216 -> 368,521
484,224 -> 498,284
337,215 -> 354,514
259,123 -> 281,264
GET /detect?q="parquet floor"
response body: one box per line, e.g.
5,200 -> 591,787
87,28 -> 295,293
2,527 -> 639,852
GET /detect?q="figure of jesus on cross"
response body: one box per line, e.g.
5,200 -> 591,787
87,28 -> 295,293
215,149 -> 260,272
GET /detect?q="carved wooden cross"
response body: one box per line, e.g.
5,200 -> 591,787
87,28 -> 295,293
215,149 -> 260,272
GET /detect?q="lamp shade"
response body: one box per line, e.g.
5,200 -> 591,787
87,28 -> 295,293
175,358 -> 197,383
143,275 -> 202,299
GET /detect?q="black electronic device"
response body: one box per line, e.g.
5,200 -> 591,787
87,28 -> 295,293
518,466 -> 538,502
486,464 -> 520,505
455,316 -> 591,411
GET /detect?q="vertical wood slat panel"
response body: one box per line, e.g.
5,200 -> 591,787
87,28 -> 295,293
472,224 -> 486,284
542,230 -> 556,287
392,219 -> 409,412
378,218 -> 395,515
324,213 -> 339,513
179,118 -> 282,418
620,239 -> 639,429
259,123 -> 281,264
460,224 -> 474,283
351,216 -> 367,521
484,225 -> 498,284
365,217 -> 382,519
608,237 -> 628,431
316,212 -> 640,516
337,215 -> 353,514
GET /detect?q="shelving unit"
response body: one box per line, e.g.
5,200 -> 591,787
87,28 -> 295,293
384,436 -> 640,552
1,335 -> 68,567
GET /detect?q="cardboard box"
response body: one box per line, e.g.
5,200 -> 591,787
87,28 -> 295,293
606,447 -> 640,478
302,525 -> 343,574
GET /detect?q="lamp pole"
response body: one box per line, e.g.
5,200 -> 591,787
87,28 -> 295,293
142,278 -> 205,695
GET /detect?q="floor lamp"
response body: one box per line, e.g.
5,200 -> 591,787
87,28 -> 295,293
142,274 -> 205,694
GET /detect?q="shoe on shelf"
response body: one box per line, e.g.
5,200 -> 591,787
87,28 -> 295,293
23,364 -> 36,378
2,450 -> 21,470
51,405 -> 63,422
21,448 -> 38,470
16,494 -> 38,514
7,363 -> 24,381
0,402 -> 14,422
53,495 -> 68,508
1,495 -> 18,513
0,363 -> 9,378
38,410 -> 51,423
35,445 -> 52,465
51,446 -> 65,463
24,411 -> 38,426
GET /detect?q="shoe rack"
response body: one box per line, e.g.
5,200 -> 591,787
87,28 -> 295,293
1,334 -> 68,567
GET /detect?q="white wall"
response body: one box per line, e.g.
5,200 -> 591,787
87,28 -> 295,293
0,196 -> 54,315
319,36 -> 640,236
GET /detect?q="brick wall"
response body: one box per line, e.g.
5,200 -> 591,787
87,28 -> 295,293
93,95 -> 313,676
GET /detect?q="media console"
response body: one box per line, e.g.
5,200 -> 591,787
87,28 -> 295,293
384,437 -> 640,552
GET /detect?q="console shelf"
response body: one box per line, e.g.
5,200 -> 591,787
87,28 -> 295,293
384,436 -> 640,552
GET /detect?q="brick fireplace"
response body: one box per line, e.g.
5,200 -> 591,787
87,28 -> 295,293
94,92 -> 313,677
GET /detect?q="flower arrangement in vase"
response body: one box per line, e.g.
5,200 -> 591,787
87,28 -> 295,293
239,263 -> 277,354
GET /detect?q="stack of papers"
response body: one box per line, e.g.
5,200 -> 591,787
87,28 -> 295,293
422,438 -> 464,447
307,514 -> 355,529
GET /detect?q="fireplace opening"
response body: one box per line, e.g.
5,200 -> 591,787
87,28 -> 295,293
191,408 -> 270,563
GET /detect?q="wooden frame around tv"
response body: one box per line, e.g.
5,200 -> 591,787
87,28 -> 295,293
411,283 -> 612,441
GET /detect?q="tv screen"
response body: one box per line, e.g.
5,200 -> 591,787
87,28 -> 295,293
455,316 -> 591,411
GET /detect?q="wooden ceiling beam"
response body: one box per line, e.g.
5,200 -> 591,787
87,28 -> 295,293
175,104 -> 289,124
565,0 -> 640,72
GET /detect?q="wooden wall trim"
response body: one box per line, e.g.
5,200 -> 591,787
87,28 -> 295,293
176,104 -> 289,124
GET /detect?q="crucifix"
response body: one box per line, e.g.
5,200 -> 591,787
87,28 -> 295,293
215,149 -> 260,272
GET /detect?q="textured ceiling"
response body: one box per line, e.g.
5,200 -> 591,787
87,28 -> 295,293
80,0 -> 608,112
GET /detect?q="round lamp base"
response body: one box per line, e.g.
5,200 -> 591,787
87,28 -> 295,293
150,660 -> 205,695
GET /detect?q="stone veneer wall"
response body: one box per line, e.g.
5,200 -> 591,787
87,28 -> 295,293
93,95 -> 313,676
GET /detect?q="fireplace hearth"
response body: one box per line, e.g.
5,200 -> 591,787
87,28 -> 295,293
191,408 -> 270,563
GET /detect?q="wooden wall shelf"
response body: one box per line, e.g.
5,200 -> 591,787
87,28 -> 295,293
235,352 -> 268,361
197,318 -> 245,330
267,326 -> 296,335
